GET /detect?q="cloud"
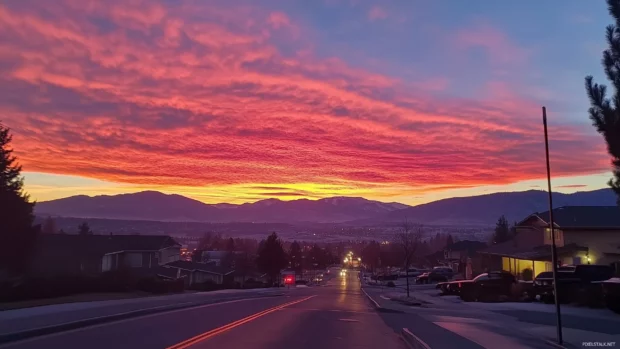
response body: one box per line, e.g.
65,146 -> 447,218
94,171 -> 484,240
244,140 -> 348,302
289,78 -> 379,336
454,22 -> 530,67
368,6 -> 388,21
0,0 -> 609,202
556,184 -> 588,189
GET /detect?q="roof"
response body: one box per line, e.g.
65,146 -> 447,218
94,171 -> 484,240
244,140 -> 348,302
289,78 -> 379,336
164,260 -> 234,275
36,234 -> 180,256
447,240 -> 487,252
520,206 -> 620,229
479,242 -> 588,260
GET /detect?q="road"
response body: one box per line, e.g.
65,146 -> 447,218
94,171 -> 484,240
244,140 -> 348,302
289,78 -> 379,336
0,270 -> 407,349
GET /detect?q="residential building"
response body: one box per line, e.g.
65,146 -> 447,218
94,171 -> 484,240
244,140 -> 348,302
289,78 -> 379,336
479,206 -> 620,279
31,234 -> 181,276
159,260 -> 234,286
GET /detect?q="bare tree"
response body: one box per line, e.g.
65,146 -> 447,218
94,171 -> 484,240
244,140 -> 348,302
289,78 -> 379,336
396,220 -> 423,298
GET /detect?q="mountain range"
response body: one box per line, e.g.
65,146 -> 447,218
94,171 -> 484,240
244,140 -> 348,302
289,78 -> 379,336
35,188 -> 618,226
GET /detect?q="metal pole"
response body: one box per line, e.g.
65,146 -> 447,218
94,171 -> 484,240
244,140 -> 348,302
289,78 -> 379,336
543,106 -> 563,345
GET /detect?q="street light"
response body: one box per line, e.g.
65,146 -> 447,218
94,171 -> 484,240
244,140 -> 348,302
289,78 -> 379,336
357,257 -> 361,262
343,258 -> 348,263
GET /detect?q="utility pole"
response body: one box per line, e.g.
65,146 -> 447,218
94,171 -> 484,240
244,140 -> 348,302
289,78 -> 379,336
543,106 -> 563,345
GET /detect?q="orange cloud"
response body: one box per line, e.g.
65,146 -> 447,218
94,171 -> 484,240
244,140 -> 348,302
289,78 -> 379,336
0,0 -> 608,203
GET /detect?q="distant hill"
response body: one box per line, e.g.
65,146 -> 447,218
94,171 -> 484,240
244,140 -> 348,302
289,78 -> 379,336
35,188 -> 617,226
373,188 -> 617,226
35,191 -> 408,223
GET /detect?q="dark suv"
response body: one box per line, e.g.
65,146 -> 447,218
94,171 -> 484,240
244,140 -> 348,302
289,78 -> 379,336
532,265 -> 614,304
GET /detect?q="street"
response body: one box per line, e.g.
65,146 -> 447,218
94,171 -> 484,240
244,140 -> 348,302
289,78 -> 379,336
0,270 -> 406,349
3,270 -> 616,348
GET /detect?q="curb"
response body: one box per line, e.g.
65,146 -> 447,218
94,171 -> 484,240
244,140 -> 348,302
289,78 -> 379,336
401,328 -> 432,349
360,287 -> 382,309
544,339 -> 577,349
0,293 -> 283,345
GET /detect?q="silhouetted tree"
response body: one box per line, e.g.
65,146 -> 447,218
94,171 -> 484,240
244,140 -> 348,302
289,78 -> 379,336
446,234 -> 454,248
289,241 -> 303,273
361,241 -> 381,271
397,220 -> 423,297
585,0 -> 620,204
0,123 -> 39,276
78,222 -> 93,235
256,232 -> 288,285
493,215 -> 510,244
42,216 -> 57,234
307,244 -> 329,269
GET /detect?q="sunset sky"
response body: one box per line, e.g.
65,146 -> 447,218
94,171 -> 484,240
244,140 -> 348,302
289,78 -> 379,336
0,0 -> 615,205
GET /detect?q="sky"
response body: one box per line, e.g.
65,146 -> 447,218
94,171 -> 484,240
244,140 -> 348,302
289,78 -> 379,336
0,0 -> 615,205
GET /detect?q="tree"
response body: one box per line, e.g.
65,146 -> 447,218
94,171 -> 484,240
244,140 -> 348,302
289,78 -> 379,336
396,220 -> 423,297
307,244 -> 329,269
361,241 -> 381,271
289,241 -> 303,273
78,222 -> 93,235
446,234 -> 454,248
0,124 -> 40,276
42,216 -> 57,234
256,232 -> 288,285
493,215 -> 510,244
585,0 -> 620,204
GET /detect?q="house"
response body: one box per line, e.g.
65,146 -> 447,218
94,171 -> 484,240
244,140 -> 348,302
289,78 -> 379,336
30,234 -> 181,277
160,260 -> 234,286
478,206 -> 620,279
199,250 -> 242,266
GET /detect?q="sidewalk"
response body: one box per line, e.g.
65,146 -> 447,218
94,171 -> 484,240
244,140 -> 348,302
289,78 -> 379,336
0,288 -> 283,344
363,285 -> 620,349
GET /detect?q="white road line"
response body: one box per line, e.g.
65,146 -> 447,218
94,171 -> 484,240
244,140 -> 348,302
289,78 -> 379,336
402,328 -> 432,349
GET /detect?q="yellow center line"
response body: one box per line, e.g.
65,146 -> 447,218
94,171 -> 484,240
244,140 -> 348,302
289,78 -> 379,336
166,295 -> 316,349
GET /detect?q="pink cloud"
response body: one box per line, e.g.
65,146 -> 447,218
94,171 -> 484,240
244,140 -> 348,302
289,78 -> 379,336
454,22 -> 530,67
368,6 -> 388,21
0,0 -> 608,198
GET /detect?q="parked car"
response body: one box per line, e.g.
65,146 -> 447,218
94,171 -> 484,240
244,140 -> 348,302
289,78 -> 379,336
398,268 -> 426,278
532,265 -> 614,304
602,277 -> 620,313
436,280 -> 461,295
416,270 -> 450,284
459,271 -> 516,302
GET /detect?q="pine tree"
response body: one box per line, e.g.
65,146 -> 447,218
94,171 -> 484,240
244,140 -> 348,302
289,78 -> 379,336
585,0 -> 620,204
256,232 -> 288,285
78,222 -> 93,235
0,123 -> 39,276
493,215 -> 510,244
42,216 -> 57,234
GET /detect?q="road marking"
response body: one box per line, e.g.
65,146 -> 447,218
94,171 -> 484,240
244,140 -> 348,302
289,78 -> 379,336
166,296 -> 316,349
338,318 -> 359,322
402,328 -> 432,349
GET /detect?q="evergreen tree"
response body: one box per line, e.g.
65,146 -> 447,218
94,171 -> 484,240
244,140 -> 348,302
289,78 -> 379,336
446,234 -> 454,248
493,215 -> 511,244
42,216 -> 57,234
78,222 -> 93,235
0,123 -> 39,276
585,0 -> 620,204
256,232 -> 288,285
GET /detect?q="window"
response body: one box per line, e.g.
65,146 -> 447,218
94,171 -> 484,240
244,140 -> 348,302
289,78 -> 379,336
102,255 -> 112,272
125,253 -> 143,268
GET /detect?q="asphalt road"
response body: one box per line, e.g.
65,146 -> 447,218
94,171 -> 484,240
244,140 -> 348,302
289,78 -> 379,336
0,270 -> 407,349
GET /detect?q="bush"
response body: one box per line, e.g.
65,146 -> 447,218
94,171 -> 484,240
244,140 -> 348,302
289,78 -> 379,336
137,277 -> 185,294
522,269 -> 533,281
189,280 -> 223,291
386,281 -> 396,287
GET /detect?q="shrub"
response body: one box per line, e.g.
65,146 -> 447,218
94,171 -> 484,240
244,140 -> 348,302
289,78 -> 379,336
522,269 -> 533,281
386,281 -> 396,287
137,277 -> 184,294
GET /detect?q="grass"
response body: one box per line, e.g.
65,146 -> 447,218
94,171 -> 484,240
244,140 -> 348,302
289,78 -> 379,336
0,292 -> 154,311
